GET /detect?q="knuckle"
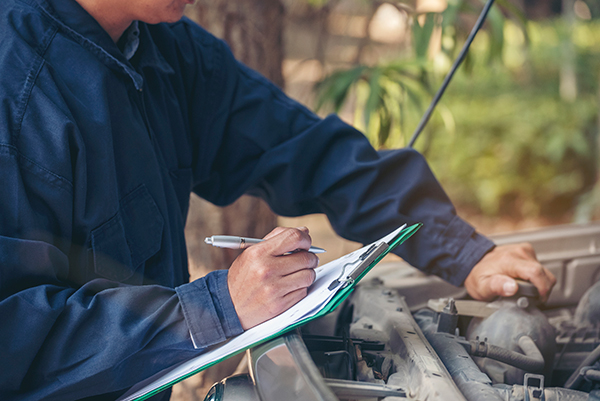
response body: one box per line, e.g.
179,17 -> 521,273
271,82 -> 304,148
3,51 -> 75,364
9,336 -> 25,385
272,227 -> 286,235
245,245 -> 262,258
528,263 -> 544,277
255,265 -> 271,280
263,284 -> 278,300
522,242 -> 534,252
287,228 -> 304,243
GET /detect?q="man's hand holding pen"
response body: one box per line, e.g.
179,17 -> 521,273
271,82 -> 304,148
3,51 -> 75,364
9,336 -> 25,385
226,227 -> 319,330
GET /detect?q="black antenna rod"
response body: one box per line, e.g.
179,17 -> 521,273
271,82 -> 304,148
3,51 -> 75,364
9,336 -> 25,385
407,0 -> 497,148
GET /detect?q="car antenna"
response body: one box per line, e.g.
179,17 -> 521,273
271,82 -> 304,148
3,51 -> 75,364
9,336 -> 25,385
407,0 -> 497,148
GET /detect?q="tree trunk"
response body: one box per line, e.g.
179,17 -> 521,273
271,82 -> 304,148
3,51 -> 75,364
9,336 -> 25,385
172,2 -> 284,400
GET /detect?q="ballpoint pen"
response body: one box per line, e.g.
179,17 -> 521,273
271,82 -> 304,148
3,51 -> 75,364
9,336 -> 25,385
204,235 -> 326,253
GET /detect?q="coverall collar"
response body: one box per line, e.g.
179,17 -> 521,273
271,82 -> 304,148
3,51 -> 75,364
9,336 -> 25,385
30,0 -> 174,90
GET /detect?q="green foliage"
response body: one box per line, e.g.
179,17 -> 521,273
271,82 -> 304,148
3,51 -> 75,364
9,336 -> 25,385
411,21 -> 600,219
314,5 -> 600,219
315,0 -> 517,148
315,61 -> 429,147
441,0 -> 514,64
421,70 -> 597,218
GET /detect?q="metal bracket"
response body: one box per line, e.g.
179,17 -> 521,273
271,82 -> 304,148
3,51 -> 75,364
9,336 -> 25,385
328,242 -> 388,290
524,373 -> 545,401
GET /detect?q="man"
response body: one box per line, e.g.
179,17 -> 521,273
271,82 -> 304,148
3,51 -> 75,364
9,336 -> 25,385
0,0 -> 555,399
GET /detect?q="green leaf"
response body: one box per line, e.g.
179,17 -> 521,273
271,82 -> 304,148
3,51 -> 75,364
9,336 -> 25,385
378,110 -> 392,146
363,69 -> 383,129
495,0 -> 529,43
315,66 -> 366,113
482,0 -> 505,63
442,0 -> 463,29
413,13 -> 437,60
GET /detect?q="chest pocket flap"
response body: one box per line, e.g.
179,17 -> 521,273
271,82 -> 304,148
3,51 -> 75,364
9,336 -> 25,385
91,185 -> 164,282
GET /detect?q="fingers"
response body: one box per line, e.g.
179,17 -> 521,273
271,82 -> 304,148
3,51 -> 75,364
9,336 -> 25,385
494,244 -> 556,301
244,245 -> 318,278
519,242 -> 537,260
227,226 -> 318,330
263,226 -> 309,240
512,261 -> 555,301
280,267 -> 316,293
464,243 -> 557,302
282,287 -> 310,309
479,274 -> 519,299
514,243 -> 556,298
261,227 -> 313,256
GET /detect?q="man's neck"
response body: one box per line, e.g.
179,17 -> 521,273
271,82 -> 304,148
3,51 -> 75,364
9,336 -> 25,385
74,0 -> 132,42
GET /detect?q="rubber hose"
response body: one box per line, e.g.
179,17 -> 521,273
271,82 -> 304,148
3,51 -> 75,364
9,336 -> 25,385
472,336 -> 545,373
585,369 -> 600,382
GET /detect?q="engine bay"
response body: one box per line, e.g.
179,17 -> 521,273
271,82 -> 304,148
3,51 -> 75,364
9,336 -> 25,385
300,222 -> 600,401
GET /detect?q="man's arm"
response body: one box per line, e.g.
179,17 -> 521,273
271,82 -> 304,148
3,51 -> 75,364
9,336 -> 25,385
180,20 -> 554,299
0,100 -> 244,400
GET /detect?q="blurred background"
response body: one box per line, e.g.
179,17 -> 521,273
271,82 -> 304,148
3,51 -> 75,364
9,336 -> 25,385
175,0 -> 600,399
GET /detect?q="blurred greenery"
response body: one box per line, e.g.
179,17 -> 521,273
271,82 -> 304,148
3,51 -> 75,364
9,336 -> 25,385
315,0 -> 523,147
315,4 -> 600,220
418,20 -> 600,220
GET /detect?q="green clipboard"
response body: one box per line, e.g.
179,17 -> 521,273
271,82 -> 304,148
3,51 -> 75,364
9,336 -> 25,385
121,223 -> 422,401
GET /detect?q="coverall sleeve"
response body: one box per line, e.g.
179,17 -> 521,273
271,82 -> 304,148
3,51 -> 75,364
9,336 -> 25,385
0,95 -> 240,399
185,23 -> 495,286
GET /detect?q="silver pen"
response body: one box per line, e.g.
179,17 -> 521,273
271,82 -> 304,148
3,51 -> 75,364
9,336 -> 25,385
204,235 -> 326,253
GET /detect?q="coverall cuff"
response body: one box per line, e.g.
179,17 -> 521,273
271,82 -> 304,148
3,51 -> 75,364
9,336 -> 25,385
176,270 -> 243,349
444,217 -> 496,286
209,270 -> 244,338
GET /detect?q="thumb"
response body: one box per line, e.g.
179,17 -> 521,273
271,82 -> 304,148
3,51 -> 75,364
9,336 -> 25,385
487,275 -> 518,298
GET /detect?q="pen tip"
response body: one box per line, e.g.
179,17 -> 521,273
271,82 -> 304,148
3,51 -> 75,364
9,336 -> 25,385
204,237 -> 212,245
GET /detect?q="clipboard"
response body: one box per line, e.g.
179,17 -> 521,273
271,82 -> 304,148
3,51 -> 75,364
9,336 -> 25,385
119,223 -> 422,401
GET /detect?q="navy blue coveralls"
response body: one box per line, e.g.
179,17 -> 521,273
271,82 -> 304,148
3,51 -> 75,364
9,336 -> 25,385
0,0 -> 494,399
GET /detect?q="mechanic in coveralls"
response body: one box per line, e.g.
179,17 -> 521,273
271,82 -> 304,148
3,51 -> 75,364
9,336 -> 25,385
0,0 -> 556,399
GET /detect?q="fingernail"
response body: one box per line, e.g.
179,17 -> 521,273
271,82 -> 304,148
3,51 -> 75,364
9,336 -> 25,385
503,281 -> 517,295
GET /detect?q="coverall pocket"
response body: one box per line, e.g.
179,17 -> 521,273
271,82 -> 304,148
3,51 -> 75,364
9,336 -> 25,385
91,185 -> 164,282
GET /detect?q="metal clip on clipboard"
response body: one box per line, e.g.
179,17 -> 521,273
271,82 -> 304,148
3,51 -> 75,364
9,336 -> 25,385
328,241 -> 390,291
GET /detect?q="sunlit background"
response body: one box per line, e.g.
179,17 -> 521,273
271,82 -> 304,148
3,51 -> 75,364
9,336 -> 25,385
283,0 -> 599,230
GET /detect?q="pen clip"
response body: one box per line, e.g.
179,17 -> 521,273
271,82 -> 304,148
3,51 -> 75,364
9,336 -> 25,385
328,242 -> 389,291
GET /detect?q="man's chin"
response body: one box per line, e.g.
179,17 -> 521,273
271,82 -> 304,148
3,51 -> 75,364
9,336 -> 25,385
146,11 -> 185,25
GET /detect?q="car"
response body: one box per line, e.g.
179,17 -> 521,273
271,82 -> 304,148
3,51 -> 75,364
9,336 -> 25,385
205,221 -> 600,401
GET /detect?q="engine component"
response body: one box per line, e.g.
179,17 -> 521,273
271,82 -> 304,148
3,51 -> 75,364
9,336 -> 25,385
437,298 -> 459,334
492,384 -> 589,401
575,280 -> 600,327
341,282 -> 470,401
466,298 -> 556,385
465,335 -> 545,373
415,308 -> 505,401
564,343 -> 600,390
